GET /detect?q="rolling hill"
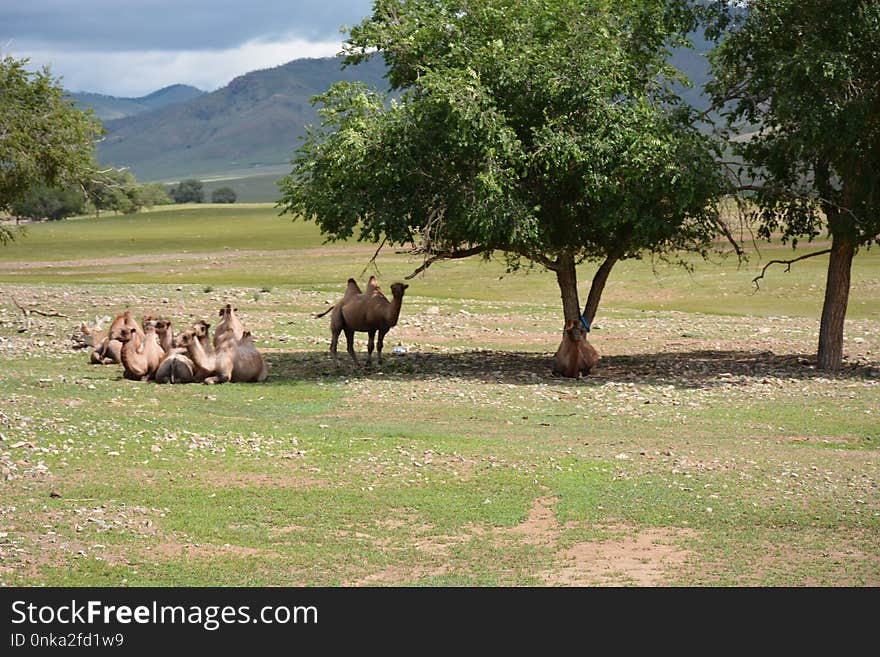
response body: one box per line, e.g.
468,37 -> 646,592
95,56 -> 389,182
70,84 -> 206,120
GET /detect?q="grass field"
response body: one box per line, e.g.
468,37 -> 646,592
0,205 -> 877,586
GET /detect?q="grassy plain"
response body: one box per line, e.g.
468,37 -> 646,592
0,204 -> 877,586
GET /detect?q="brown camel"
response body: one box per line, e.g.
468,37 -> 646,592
155,319 -> 175,353
118,324 -> 165,381
157,318 -> 217,384
552,320 -> 599,378
214,304 -> 244,348
90,310 -> 143,364
328,278 -> 408,366
180,329 -> 267,384
72,322 -> 107,351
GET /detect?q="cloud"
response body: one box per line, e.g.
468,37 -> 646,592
11,36 -> 346,96
0,0 -> 373,95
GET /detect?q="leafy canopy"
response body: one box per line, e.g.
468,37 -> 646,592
278,0 -> 727,271
709,0 -> 880,248
1,55 -> 103,242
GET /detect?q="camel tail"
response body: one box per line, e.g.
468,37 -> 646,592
314,305 -> 335,319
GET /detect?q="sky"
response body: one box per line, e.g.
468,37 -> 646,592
1,0 -> 375,97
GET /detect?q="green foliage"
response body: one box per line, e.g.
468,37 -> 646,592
709,0 -> 880,249
211,186 -> 237,203
0,55 -> 103,242
169,179 -> 205,203
10,184 -> 85,220
279,0 -> 727,296
84,169 -> 171,216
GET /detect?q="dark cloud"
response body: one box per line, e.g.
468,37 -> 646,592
2,0 -> 374,51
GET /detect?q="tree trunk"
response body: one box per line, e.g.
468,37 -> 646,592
581,253 -> 620,325
817,234 -> 855,371
554,253 -> 581,324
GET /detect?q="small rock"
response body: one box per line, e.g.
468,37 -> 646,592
49,491 -> 61,498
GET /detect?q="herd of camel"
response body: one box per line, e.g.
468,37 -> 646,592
71,276 -> 599,382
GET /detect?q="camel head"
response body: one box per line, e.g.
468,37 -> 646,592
142,315 -> 159,331
218,304 -> 238,318
563,320 -> 587,343
240,330 -> 255,345
117,327 -> 138,344
193,320 -> 211,338
177,330 -> 196,347
155,319 -> 172,334
390,282 -> 409,298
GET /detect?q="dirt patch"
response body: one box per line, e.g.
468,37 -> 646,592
504,497 -> 695,586
545,528 -> 693,586
508,496 -> 560,544
347,563 -> 449,586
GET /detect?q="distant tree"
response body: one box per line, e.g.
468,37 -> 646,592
11,184 -> 86,221
211,187 -> 237,203
85,168 -> 136,216
169,179 -> 205,203
0,55 -> 103,243
279,0 -> 728,328
86,170 -> 174,216
138,183 -> 173,209
709,0 -> 880,370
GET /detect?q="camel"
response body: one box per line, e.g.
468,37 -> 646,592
156,319 -> 215,384
214,304 -> 244,348
154,319 -> 175,353
179,329 -> 267,384
552,319 -> 600,378
154,347 -> 196,384
73,322 -> 107,351
117,324 -> 165,381
314,277 -> 380,320
327,278 -> 408,366
90,310 -> 143,365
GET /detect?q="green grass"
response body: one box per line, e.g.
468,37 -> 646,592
0,204 -> 877,586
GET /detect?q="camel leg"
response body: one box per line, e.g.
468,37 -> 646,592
344,328 -> 359,366
366,330 -> 376,366
330,327 -> 341,366
377,328 -> 390,365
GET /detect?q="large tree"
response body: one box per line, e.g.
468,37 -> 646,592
0,55 -> 103,243
709,0 -> 880,370
279,0 -> 729,329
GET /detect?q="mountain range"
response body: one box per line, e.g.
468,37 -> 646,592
73,43 -> 712,186
71,84 -> 207,121
85,57 -> 388,182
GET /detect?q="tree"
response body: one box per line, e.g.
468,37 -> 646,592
138,183 -> 173,209
709,0 -> 880,371
11,184 -> 85,221
169,179 -> 205,203
211,186 -> 237,203
1,55 -> 103,243
86,170 -> 173,216
279,0 -> 728,329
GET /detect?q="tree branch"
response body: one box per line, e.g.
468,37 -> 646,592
359,236 -> 387,278
404,246 -> 488,279
752,249 -> 832,291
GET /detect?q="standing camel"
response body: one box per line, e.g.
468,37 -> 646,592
326,278 -> 408,366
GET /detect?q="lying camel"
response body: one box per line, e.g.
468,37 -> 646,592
118,324 -> 165,381
73,322 -> 106,351
214,304 -> 244,348
328,278 -> 408,366
180,329 -> 267,384
155,319 -> 175,353
156,318 -> 217,384
90,310 -> 143,365
552,319 -> 599,378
